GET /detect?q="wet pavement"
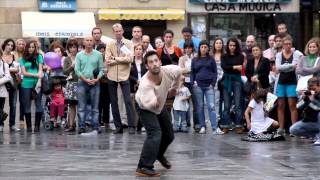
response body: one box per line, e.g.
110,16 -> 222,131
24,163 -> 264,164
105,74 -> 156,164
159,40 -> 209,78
0,128 -> 320,180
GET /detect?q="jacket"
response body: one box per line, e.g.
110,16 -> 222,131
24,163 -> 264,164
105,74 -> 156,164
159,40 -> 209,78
129,60 -> 147,93
246,56 -> 270,89
105,38 -> 133,82
0,60 -> 12,97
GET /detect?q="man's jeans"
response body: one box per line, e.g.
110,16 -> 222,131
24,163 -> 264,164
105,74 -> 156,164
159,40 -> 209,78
107,79 -> 134,128
8,88 -> 17,127
137,107 -> 174,169
221,80 -> 243,128
290,116 -> 320,137
193,86 -> 217,129
77,81 -> 100,130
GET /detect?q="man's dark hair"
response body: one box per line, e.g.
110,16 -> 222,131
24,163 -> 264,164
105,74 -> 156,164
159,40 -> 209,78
163,29 -> 174,37
144,50 -> 158,65
96,43 -> 106,51
181,27 -> 193,35
308,77 -> 320,88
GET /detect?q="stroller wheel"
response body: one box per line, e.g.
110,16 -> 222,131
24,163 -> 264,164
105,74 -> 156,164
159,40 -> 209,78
44,122 -> 52,130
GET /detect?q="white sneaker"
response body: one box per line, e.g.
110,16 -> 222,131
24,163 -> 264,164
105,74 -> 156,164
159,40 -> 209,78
212,127 -> 224,135
314,133 -> 320,146
80,130 -> 98,137
10,126 -> 20,132
0,126 -> 3,132
199,127 -> 206,134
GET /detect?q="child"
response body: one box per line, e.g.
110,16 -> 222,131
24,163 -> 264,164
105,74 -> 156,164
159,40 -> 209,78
245,89 -> 279,134
173,76 -> 191,132
50,81 -> 65,127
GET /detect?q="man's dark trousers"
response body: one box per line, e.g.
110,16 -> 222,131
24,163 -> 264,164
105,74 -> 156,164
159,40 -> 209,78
137,107 -> 174,169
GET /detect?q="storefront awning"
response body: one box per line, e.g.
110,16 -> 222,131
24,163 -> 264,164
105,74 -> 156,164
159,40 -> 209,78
21,12 -> 96,38
97,9 -> 185,20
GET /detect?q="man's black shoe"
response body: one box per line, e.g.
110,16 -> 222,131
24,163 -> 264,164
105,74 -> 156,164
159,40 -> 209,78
135,168 -> 160,177
128,127 -> 135,134
78,128 -> 86,134
113,128 -> 123,134
158,156 -> 172,169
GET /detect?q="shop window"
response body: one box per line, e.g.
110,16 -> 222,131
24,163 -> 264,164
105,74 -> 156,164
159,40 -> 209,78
208,14 -> 253,47
190,15 -> 207,40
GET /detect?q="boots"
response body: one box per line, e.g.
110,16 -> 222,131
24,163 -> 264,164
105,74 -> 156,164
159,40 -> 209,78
25,113 -> 32,132
34,112 -> 42,132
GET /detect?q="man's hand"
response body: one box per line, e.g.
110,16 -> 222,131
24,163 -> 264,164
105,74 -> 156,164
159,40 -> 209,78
167,88 -> 177,98
233,65 -> 242,72
153,96 -> 160,109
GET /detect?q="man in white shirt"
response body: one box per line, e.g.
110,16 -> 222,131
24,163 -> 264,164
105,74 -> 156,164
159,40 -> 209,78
135,51 -> 181,177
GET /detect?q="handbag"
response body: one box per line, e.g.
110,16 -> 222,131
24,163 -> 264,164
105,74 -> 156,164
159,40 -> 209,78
296,57 -> 319,92
1,60 -> 14,91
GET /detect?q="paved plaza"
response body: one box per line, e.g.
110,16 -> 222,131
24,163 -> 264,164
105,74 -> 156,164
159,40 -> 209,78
0,128 -> 319,180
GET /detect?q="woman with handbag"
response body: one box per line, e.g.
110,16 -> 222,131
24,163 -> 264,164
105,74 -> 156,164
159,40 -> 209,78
156,30 -> 183,112
212,37 -> 225,128
1,39 -> 20,132
14,39 -> 26,130
245,44 -> 271,95
19,40 -> 44,132
63,39 -> 79,132
0,49 -> 14,132
129,43 -> 147,133
296,38 -> 320,93
275,35 -> 303,136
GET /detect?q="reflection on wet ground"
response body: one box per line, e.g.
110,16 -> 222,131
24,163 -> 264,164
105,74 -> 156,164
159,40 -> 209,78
0,130 -> 319,179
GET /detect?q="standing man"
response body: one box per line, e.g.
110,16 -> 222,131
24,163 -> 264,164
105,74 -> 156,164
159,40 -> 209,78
75,36 -> 104,135
105,23 -> 135,134
178,26 -> 201,52
244,35 -> 256,57
131,26 -> 143,46
142,35 -> 154,57
135,51 -> 182,177
92,27 -> 111,130
263,34 -> 276,61
92,27 -> 104,49
277,23 -> 288,34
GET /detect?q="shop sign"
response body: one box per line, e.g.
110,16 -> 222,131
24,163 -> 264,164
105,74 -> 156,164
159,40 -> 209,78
205,3 -> 282,12
29,31 -> 84,38
187,0 -> 299,13
190,0 -> 291,3
38,0 -> 77,12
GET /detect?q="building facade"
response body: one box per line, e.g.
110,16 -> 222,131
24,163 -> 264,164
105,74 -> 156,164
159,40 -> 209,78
0,0 -> 186,45
187,0 -> 302,49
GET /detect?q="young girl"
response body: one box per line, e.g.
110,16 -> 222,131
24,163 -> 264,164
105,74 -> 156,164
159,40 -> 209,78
173,76 -> 191,132
50,81 -> 65,127
245,89 -> 279,134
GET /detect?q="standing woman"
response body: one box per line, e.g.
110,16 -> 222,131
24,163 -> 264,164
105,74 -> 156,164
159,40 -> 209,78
275,35 -> 303,135
14,39 -> 26,129
1,39 -> 20,131
179,41 -> 198,130
191,40 -> 218,134
245,44 -> 271,93
20,40 -> 44,132
157,30 -> 183,66
296,38 -> 320,79
0,49 -> 13,132
157,30 -> 183,112
129,43 -> 147,132
212,37 -> 225,125
221,38 -> 244,134
63,39 -> 79,132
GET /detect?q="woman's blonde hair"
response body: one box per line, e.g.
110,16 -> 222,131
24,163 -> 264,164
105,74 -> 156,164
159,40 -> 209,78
304,37 -> 320,55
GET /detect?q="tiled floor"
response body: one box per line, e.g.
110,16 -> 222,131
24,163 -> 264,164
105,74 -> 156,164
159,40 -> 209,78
0,129 -> 319,180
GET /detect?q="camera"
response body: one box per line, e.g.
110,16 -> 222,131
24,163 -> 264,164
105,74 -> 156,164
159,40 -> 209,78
304,91 -> 312,96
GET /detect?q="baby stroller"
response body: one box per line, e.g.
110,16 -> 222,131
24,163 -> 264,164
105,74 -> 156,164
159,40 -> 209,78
42,69 -> 68,130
